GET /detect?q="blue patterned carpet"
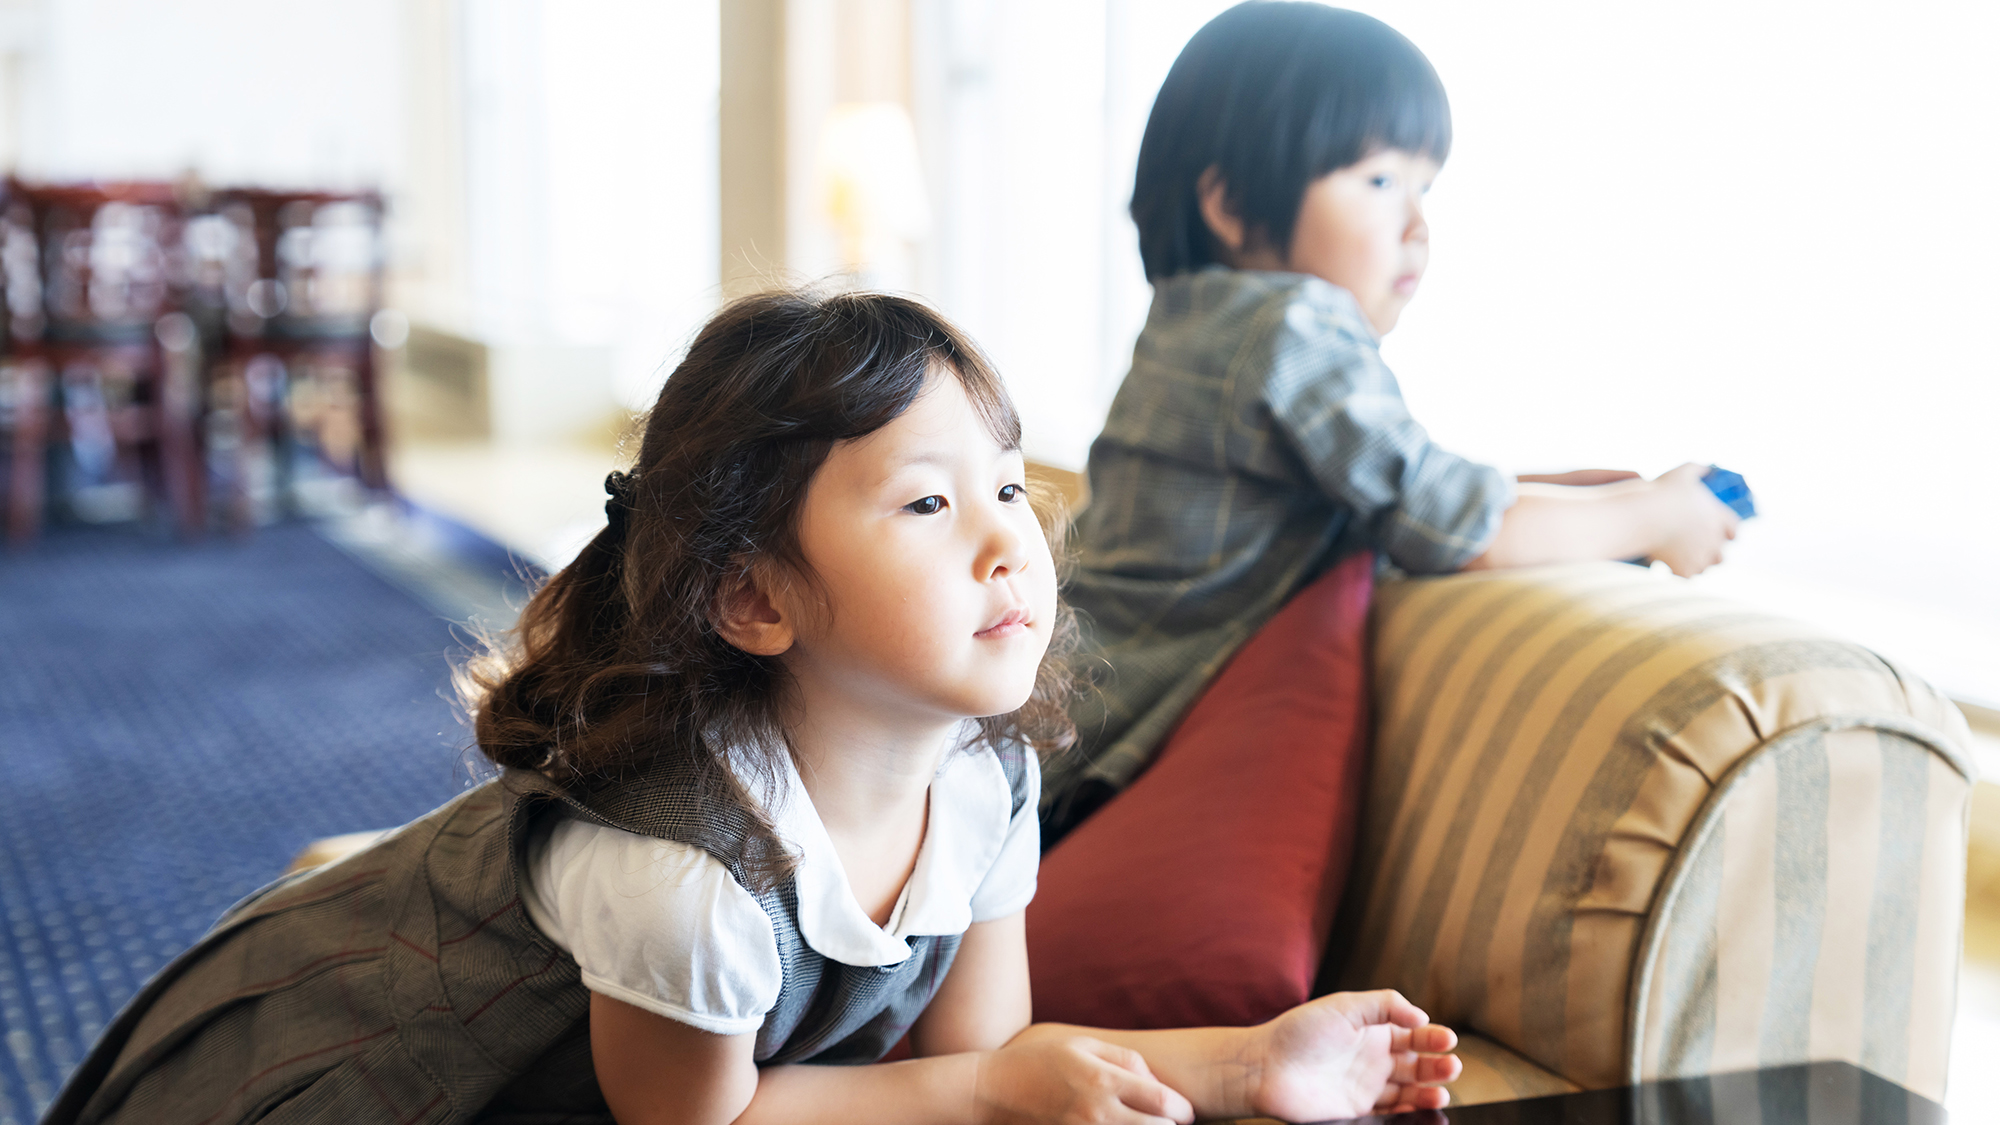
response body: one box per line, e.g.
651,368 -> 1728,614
0,523 -> 495,1122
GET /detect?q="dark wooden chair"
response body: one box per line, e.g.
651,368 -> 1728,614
210,188 -> 388,529
0,179 -> 202,542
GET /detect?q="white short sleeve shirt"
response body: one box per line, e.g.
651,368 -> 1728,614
520,743 -> 1039,1034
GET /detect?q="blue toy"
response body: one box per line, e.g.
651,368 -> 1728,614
1700,465 -> 1756,519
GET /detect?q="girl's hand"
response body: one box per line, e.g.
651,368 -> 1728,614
1246,990 -> 1460,1121
974,1034 -> 1196,1125
1645,462 -> 1739,577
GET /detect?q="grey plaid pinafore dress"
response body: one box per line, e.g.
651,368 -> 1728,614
47,745 -> 1031,1124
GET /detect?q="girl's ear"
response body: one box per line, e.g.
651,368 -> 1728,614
1196,165 -> 1247,253
713,568 -> 796,657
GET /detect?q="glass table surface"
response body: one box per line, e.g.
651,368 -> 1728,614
1328,1061 -> 1945,1124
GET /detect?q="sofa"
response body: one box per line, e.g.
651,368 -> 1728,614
284,555 -> 1974,1114
1320,560 -> 1972,1111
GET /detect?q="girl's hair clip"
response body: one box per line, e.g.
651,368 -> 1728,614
604,471 -> 637,532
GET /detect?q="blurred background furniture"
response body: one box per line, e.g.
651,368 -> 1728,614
209,188 -> 389,530
0,179 -> 201,542
1327,562 -> 1972,1109
0,182 -> 391,540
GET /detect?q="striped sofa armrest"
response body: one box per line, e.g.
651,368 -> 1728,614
1333,562 -> 1973,1103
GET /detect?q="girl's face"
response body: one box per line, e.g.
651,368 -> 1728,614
1285,148 -> 1439,334
774,374 -> 1057,729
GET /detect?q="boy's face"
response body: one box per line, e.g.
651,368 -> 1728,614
1285,149 -> 1439,335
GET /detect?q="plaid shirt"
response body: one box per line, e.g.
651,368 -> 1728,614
1047,268 -> 1513,820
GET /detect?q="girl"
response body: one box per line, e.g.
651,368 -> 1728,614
51,291 -> 1458,1124
1045,2 -> 1743,831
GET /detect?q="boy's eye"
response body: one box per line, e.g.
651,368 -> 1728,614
998,483 -> 1026,503
904,495 -> 946,515
1371,174 -> 1395,189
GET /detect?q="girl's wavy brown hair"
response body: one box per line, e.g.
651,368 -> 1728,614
459,289 -> 1076,890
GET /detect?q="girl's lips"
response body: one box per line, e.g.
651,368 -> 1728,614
1392,274 -> 1421,296
975,607 -> 1032,639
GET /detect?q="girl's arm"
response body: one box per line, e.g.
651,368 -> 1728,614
911,911 -> 1031,1054
1465,462 -> 1738,576
1014,992 -> 1459,1121
915,916 -> 1455,1122
590,994 -> 761,1125
748,1033 -> 1190,1125
590,916 -> 1194,1125
592,995 -> 987,1125
592,912 -> 1453,1124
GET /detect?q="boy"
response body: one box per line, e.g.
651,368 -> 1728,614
1044,3 -> 1737,835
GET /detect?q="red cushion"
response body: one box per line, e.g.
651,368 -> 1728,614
1028,550 -> 1373,1029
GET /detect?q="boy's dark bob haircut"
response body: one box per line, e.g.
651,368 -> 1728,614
1131,2 -> 1451,282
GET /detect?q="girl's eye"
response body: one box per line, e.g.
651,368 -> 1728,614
1371,174 -> 1395,190
905,495 -> 946,515
998,483 -> 1026,503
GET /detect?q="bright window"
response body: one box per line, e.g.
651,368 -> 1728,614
918,0 -> 2000,706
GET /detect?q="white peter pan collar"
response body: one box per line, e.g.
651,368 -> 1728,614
748,729 -> 1012,968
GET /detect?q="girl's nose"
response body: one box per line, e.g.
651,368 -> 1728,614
977,502 -> 1035,581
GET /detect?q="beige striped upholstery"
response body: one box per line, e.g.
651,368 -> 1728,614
1334,561 -> 1973,1105
1433,1032 -> 1579,1105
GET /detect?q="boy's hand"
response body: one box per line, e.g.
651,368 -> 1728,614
974,1034 -> 1195,1125
1244,990 -> 1460,1121
1645,462 -> 1740,576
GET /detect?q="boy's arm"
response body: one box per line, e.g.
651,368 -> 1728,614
1515,469 -> 1641,487
1465,462 -> 1738,576
1258,319 -> 1515,576
1256,309 -> 1731,577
